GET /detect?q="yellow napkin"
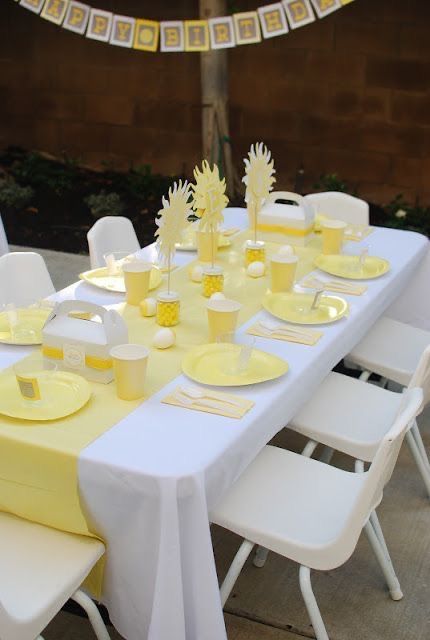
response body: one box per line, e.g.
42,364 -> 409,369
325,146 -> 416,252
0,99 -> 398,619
162,387 -> 254,419
247,323 -> 322,346
301,276 -> 367,296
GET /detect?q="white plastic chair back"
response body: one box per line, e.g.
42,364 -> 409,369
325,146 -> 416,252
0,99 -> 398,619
0,252 -> 55,306
409,344 -> 430,408
87,216 -> 140,269
305,191 -> 369,226
334,387 -> 422,565
0,214 -> 8,256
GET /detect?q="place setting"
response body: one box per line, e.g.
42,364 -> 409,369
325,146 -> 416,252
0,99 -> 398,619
314,219 -> 390,280
0,301 -> 52,346
79,251 -> 163,294
0,356 -> 91,421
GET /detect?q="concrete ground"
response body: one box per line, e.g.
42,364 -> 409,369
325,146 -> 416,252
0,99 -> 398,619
17,246 -> 430,640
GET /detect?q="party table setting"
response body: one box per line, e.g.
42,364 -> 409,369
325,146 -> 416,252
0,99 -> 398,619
0,143 -> 428,640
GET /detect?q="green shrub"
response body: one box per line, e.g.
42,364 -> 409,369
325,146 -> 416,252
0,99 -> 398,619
84,190 -> 125,219
0,177 -> 34,210
313,173 -> 352,194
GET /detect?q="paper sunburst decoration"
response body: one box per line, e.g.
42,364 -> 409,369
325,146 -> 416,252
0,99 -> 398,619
155,180 -> 192,290
192,160 -> 229,232
243,142 -> 276,241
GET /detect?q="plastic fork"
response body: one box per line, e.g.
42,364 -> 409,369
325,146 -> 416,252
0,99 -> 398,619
173,391 -> 242,417
179,385 -> 248,409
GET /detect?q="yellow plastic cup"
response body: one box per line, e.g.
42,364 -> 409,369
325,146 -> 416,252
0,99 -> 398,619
156,291 -> 180,327
270,254 -> 298,293
122,261 -> 152,305
321,220 -> 347,255
207,298 -> 242,343
110,344 -> 149,401
202,266 -> 224,298
197,229 -> 219,262
245,240 -> 266,266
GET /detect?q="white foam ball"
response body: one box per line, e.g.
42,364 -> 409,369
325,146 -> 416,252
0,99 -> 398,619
140,297 -> 156,317
153,328 -> 176,349
247,261 -> 265,278
278,244 -> 295,256
189,264 -> 203,282
210,292 -> 226,300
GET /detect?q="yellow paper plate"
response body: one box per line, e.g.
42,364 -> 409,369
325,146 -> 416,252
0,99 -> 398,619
79,265 -> 163,293
182,343 -> 288,386
0,371 -> 91,421
0,308 -> 51,345
263,291 -> 348,325
315,254 -> 390,280
175,233 -> 231,251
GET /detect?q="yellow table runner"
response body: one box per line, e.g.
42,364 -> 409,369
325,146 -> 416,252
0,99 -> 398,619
0,231 -> 321,592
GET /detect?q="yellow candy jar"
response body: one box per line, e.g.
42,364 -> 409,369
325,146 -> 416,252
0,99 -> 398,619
202,266 -> 224,298
245,240 -> 266,266
156,291 -> 180,327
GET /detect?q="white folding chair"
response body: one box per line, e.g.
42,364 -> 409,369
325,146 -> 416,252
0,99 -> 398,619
211,388 -> 422,640
305,191 -> 369,226
0,511 -> 110,640
0,252 -> 55,306
0,213 -> 8,256
87,216 -> 140,269
288,345 -> 430,500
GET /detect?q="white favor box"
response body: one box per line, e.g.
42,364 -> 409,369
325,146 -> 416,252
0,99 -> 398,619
258,191 -> 315,246
42,300 -> 128,383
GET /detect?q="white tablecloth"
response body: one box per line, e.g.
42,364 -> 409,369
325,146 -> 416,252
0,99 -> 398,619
0,210 -> 428,640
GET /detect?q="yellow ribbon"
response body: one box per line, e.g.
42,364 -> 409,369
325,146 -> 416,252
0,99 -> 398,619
42,345 -> 113,371
257,223 -> 314,237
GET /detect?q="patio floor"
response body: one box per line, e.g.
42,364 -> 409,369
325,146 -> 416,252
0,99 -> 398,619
20,245 -> 430,640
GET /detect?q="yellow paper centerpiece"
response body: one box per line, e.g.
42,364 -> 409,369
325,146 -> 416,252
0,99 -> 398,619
155,180 -> 192,325
192,160 -> 229,268
243,142 -> 276,254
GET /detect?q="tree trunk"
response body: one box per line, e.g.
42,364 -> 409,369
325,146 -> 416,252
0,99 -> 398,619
199,0 -> 235,197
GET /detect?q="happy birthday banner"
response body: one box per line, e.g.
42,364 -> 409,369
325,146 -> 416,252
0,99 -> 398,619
15,0 -> 354,52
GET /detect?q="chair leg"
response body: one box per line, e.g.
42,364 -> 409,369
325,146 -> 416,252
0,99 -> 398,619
299,566 -> 329,640
411,420 -> 430,470
220,539 -> 254,607
319,447 -> 335,464
302,439 -> 318,458
406,430 -> 430,499
364,521 -> 403,600
71,590 -> 111,640
253,545 -> 270,568
359,370 -> 372,382
369,511 -> 391,562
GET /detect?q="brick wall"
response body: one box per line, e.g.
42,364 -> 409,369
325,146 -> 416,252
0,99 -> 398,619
0,0 -> 429,204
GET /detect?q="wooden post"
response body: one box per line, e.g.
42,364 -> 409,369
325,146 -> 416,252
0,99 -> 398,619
199,0 -> 235,197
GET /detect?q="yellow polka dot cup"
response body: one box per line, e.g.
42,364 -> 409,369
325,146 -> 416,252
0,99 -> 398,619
202,266 -> 224,298
110,344 -> 149,401
122,261 -> 152,306
207,298 -> 242,343
270,254 -> 298,293
156,291 -> 180,327
245,240 -> 266,266
321,220 -> 347,255
197,229 -> 219,263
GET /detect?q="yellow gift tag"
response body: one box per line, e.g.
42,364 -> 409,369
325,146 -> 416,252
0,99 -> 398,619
16,375 -> 41,401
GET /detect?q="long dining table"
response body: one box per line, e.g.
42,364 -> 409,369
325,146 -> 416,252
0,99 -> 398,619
0,208 -> 428,640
